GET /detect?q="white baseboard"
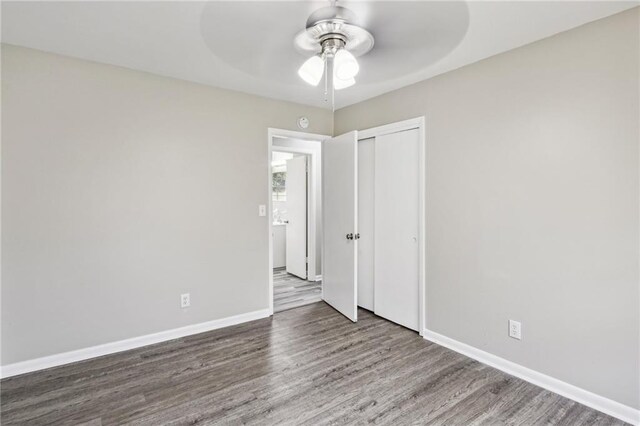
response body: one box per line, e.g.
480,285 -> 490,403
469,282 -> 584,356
315,275 -> 322,281
422,329 -> 639,425
1,308 -> 271,379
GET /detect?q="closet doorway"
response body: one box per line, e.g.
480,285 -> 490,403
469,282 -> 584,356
322,117 -> 426,334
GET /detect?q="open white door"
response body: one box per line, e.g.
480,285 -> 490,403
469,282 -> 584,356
322,131 -> 358,322
285,156 -> 308,279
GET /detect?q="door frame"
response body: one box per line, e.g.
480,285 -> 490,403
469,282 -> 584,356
267,128 -> 329,315
358,117 -> 426,336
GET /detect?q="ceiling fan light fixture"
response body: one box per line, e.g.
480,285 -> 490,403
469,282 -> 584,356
294,3 -> 373,97
298,55 -> 324,86
334,49 -> 359,80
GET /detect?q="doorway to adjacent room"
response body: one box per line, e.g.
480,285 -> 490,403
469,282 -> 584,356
268,129 -> 327,313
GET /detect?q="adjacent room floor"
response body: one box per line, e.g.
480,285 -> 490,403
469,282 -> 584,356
1,302 -> 627,425
273,267 -> 322,312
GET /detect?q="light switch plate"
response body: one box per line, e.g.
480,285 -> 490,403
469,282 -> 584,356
258,205 -> 267,217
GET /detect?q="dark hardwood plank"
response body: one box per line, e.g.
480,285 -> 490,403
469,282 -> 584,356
273,267 -> 322,312
0,302 -> 629,425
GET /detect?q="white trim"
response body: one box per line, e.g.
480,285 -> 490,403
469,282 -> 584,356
357,117 -> 426,335
269,128 -> 329,142
1,309 -> 270,379
315,275 -> 322,281
358,117 -> 424,140
267,128 -> 329,315
423,328 -> 640,425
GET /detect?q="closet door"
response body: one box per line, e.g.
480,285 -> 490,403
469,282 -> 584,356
374,128 -> 420,331
357,137 -> 375,311
322,131 -> 358,322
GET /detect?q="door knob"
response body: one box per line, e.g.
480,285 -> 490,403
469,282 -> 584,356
346,233 -> 354,240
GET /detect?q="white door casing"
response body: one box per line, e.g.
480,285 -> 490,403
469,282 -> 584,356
268,128 -> 329,316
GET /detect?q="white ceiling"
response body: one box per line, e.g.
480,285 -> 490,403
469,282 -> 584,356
2,1 -> 637,109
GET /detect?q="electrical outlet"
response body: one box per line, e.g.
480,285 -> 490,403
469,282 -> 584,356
181,293 -> 190,308
509,320 -> 522,340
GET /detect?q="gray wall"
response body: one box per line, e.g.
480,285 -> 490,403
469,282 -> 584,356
335,8 -> 639,409
1,44 -> 333,364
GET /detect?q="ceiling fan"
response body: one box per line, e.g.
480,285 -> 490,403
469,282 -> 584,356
294,2 -> 374,93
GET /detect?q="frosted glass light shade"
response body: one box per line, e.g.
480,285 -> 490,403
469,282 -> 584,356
298,55 -> 324,86
334,49 -> 359,80
334,76 -> 355,90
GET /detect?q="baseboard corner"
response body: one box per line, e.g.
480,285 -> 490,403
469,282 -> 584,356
422,329 -> 639,425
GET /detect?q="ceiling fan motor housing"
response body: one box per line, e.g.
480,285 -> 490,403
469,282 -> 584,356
294,5 -> 374,58
305,5 -> 357,29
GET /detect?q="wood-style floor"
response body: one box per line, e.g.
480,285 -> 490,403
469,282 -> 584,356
0,302 -> 627,425
273,267 -> 321,312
